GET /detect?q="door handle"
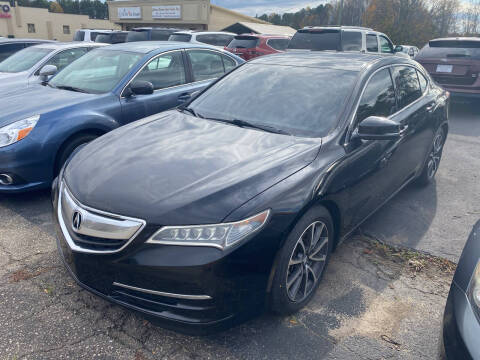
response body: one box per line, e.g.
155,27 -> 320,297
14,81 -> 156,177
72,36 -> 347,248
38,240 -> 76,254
426,102 -> 436,113
178,93 -> 191,102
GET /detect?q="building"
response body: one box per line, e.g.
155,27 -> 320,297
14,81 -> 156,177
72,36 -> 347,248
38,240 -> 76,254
107,0 -> 270,32
0,1 -> 119,41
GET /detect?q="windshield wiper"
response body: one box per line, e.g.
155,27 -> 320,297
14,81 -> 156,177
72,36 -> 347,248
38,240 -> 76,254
180,107 -> 204,118
55,85 -> 89,93
206,117 -> 291,135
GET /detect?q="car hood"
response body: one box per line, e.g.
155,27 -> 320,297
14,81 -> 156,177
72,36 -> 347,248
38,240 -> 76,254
0,85 -> 95,127
65,111 -> 321,225
0,71 -> 27,80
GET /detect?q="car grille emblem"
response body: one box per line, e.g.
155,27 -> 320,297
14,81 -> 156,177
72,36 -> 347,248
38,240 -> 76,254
72,211 -> 82,231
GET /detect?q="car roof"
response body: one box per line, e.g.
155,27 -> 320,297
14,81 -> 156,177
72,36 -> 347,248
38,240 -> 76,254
33,42 -> 105,50
173,31 -> 235,35
236,33 -> 291,39
431,37 -> 480,42
250,51 -> 412,71
0,38 -> 55,44
131,27 -> 181,31
102,41 -> 229,54
301,26 -> 374,31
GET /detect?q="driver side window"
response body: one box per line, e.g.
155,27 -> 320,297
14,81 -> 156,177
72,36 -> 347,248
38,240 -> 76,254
356,68 -> 397,124
134,51 -> 186,91
379,36 -> 394,54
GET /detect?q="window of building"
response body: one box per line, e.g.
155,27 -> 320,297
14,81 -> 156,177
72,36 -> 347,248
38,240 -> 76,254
63,25 -> 70,35
27,23 -> 35,33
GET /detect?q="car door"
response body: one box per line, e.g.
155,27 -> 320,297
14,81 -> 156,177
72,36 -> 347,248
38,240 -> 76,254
332,68 -> 399,230
120,50 -> 195,123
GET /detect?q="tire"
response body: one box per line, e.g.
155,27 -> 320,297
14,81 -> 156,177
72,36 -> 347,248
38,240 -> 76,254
270,205 -> 334,315
54,134 -> 98,175
415,126 -> 446,187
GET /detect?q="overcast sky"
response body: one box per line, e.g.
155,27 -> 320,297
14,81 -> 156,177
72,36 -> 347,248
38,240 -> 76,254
210,0 -> 328,17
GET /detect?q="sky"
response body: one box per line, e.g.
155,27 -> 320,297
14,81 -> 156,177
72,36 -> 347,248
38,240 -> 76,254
210,0 -> 328,17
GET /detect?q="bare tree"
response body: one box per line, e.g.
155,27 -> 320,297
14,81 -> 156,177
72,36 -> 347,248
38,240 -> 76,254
460,0 -> 480,35
428,0 -> 461,36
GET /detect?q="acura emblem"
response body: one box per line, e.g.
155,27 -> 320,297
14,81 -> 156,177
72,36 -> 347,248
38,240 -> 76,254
72,211 -> 82,231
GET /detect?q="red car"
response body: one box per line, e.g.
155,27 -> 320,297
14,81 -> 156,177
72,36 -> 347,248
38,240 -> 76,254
416,37 -> 480,99
225,34 -> 291,60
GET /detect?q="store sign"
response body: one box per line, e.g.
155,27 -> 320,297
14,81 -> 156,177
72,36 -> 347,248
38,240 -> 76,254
0,4 -> 12,18
117,7 -> 141,19
152,5 -> 181,19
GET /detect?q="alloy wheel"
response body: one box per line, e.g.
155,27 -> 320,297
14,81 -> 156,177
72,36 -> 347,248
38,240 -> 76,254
427,130 -> 444,179
286,221 -> 329,302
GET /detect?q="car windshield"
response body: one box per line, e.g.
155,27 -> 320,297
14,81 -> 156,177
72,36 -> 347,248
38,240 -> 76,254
169,34 -> 192,42
0,47 -> 52,73
288,29 -> 340,51
188,63 -> 358,138
417,40 -> 480,60
127,30 -> 148,42
49,49 -> 143,94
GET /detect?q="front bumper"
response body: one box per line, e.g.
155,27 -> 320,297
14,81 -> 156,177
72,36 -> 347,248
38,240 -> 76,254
441,282 -> 479,359
53,187 -> 279,334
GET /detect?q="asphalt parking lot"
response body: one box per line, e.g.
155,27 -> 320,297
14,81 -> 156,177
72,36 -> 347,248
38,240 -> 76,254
0,101 -> 477,359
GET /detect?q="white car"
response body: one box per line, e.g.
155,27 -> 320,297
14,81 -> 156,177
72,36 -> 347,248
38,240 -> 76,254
396,45 -> 419,58
73,29 -> 116,42
169,31 -> 236,48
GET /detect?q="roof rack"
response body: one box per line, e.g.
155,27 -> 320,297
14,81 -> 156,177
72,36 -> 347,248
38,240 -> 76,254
303,25 -> 374,31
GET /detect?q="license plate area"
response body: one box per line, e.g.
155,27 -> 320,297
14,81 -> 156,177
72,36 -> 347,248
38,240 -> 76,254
436,64 -> 453,73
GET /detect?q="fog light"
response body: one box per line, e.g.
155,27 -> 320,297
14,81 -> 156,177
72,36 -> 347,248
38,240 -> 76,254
0,174 -> 13,185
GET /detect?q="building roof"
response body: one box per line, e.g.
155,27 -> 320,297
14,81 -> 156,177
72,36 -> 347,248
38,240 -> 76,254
222,22 -> 297,36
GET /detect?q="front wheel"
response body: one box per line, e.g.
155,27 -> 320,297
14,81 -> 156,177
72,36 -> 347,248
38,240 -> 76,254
415,126 -> 446,186
54,134 -> 98,176
270,205 -> 334,315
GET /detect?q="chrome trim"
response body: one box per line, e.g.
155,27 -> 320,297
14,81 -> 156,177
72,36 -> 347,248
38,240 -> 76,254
345,63 -> 430,145
57,181 -> 146,254
112,282 -> 212,300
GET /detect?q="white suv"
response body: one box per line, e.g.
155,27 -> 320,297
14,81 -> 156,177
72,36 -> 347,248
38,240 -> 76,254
288,26 -> 406,56
73,29 -> 115,42
168,31 -> 236,48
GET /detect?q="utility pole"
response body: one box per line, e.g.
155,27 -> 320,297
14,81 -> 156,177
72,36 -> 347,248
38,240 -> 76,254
338,0 -> 344,25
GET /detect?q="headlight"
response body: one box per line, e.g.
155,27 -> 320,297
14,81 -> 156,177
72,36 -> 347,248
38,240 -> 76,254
469,261 -> 480,321
0,115 -> 40,148
147,210 -> 270,250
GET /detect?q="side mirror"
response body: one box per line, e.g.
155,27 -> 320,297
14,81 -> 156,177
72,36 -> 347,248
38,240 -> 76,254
356,116 -> 405,141
39,64 -> 57,82
394,45 -> 403,53
129,80 -> 154,96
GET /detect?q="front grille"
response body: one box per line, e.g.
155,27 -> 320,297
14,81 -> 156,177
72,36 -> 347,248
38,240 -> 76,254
433,75 -> 477,86
58,182 -> 146,253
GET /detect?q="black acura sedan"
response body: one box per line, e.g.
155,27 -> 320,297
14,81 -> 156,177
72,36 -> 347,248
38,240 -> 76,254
53,52 -> 449,333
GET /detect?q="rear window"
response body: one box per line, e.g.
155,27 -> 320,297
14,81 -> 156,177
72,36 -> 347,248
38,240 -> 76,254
95,34 -> 112,43
227,36 -> 259,49
267,38 -> 290,51
73,30 -> 85,41
417,40 -> 480,60
169,34 -> 192,42
196,34 -> 234,47
127,30 -> 149,42
288,29 -> 340,51
151,30 -> 173,41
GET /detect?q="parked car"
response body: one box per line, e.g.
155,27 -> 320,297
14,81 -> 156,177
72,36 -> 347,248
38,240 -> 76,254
52,52 -> 449,333
0,42 -> 105,93
73,29 -> 116,42
0,38 -> 55,62
0,42 -> 243,192
169,31 -> 235,48
94,31 -> 128,44
126,28 -> 181,42
288,26 -> 404,57
441,221 -> 480,359
225,34 -> 291,60
395,44 -> 419,58
416,37 -> 480,99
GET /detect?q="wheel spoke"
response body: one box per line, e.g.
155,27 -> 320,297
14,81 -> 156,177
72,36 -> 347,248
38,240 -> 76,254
306,265 -> 317,285
289,269 -> 303,300
310,223 -> 324,252
302,264 -> 308,298
289,257 -> 303,266
309,237 -> 328,260
287,266 -> 302,288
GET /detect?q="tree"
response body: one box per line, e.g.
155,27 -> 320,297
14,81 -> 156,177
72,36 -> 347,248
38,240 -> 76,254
49,1 -> 64,13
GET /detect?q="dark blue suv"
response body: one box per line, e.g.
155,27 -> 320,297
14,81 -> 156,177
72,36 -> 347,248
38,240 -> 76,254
0,41 -> 243,192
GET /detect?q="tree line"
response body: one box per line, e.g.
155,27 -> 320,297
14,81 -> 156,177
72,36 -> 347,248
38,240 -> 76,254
257,0 -> 480,47
15,0 -> 108,19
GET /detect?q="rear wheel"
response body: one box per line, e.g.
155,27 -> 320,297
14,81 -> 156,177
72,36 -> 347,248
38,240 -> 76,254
55,134 -> 98,175
415,127 -> 446,186
270,205 -> 334,315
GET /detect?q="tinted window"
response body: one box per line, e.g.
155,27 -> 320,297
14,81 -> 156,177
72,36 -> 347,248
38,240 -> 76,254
127,30 -> 149,42
0,43 -> 25,61
0,47 -> 52,73
379,36 -> 394,53
135,51 -> 186,90
43,47 -> 88,72
392,66 -> 422,108
151,30 -> 172,41
169,34 -> 192,42
90,32 -> 100,41
95,34 -> 112,43
73,30 -> 85,41
196,34 -> 234,47
417,40 -> 480,60
417,70 -> 428,92
189,64 -> 358,138
288,29 -> 340,51
357,69 -> 396,123
188,50 -> 226,81
366,34 -> 378,52
267,38 -> 290,51
222,55 -> 237,72
227,37 -> 259,49
342,31 -> 362,51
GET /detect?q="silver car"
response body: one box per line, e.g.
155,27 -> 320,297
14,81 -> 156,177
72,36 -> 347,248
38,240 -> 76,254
0,42 -> 105,93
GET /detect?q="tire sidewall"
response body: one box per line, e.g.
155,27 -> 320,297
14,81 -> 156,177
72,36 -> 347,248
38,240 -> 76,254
55,134 -> 97,175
